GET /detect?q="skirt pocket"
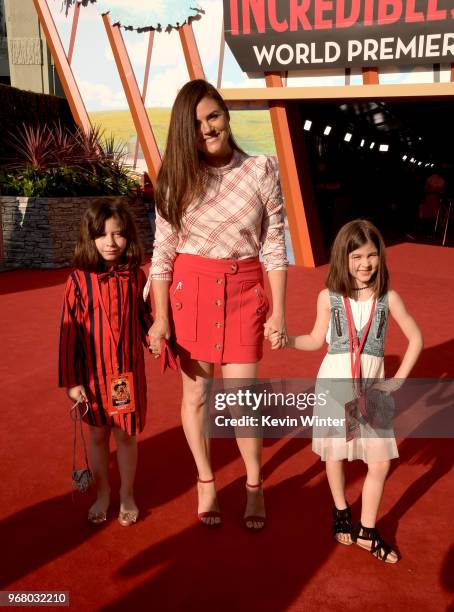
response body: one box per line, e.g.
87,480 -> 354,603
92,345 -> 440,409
239,281 -> 269,346
170,276 -> 199,342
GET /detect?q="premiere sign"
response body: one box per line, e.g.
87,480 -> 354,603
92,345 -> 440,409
223,0 -> 454,71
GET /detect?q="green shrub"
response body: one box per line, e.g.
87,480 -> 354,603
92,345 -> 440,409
0,122 -> 140,197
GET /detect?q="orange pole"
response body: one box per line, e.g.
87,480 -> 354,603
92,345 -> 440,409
217,19 -> 225,88
67,0 -> 80,65
102,14 -> 161,186
362,67 -> 379,84
179,23 -> 205,80
451,64 -> 454,82
134,30 -> 155,169
265,73 -> 325,267
32,0 -> 91,133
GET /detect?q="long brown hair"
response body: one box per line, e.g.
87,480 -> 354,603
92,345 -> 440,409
74,200 -> 143,272
155,79 -> 244,231
326,219 -> 389,298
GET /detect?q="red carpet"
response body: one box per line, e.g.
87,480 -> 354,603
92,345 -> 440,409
1,242 -> 453,611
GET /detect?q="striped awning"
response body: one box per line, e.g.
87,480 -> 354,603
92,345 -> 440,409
62,1 -> 204,32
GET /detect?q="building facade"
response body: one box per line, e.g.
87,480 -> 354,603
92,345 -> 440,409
0,0 -> 63,95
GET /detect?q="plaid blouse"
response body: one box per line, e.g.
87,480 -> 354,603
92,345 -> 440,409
148,151 -> 288,284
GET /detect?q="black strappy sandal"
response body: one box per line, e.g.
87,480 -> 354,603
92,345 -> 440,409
352,522 -> 399,563
332,504 -> 353,545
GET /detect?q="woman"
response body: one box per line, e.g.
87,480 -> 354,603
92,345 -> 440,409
146,80 -> 288,530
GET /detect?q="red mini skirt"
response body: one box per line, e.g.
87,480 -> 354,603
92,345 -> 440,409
169,254 -> 269,364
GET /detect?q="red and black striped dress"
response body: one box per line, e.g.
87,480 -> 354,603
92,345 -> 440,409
59,268 -> 152,435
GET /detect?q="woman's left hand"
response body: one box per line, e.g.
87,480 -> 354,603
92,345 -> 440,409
264,313 -> 287,349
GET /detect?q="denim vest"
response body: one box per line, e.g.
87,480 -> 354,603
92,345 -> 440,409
327,292 -> 388,358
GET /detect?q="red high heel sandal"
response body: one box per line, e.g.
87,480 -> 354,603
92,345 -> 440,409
197,477 -> 221,528
244,481 -> 266,532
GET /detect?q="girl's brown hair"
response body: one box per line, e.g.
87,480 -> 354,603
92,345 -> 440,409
74,200 -> 144,272
155,79 -> 244,231
326,219 -> 389,298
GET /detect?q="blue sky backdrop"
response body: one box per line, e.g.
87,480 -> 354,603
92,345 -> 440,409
50,0 -> 262,111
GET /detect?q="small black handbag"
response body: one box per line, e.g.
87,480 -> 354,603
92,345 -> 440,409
70,396 -> 94,494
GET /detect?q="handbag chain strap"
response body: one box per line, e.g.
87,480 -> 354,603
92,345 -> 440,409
71,396 -> 90,473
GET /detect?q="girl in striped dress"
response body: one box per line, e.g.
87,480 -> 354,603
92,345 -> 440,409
59,201 -> 152,526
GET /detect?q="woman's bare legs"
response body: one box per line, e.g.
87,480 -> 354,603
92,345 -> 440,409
179,357 -> 264,527
180,355 -> 218,525
222,362 -> 264,529
88,425 -> 111,520
112,427 -> 138,517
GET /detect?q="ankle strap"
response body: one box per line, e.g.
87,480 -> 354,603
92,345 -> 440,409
246,481 -> 263,489
353,521 -> 378,540
197,476 -> 215,484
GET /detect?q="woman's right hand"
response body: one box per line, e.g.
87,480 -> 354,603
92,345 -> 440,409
148,318 -> 171,358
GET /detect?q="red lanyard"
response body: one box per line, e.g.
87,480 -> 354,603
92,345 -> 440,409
97,274 -> 130,372
343,296 -> 376,381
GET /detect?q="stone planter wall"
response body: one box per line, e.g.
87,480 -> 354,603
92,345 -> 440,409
0,195 -> 155,269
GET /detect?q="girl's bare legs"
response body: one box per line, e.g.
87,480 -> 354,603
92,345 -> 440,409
180,355 -> 218,525
326,459 -> 351,544
112,427 -> 138,516
222,362 -> 264,528
326,459 -> 347,509
359,460 -> 398,562
361,460 -> 390,526
88,425 -> 111,519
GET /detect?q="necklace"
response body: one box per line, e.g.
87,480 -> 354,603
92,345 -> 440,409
353,285 -> 371,291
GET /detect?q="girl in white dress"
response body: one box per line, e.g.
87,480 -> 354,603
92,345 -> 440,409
275,219 -> 423,563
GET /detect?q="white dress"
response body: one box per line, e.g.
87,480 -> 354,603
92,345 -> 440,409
312,295 -> 399,464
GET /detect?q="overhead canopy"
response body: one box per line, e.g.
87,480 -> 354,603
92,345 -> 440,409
62,0 -> 204,31
297,98 -> 454,166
